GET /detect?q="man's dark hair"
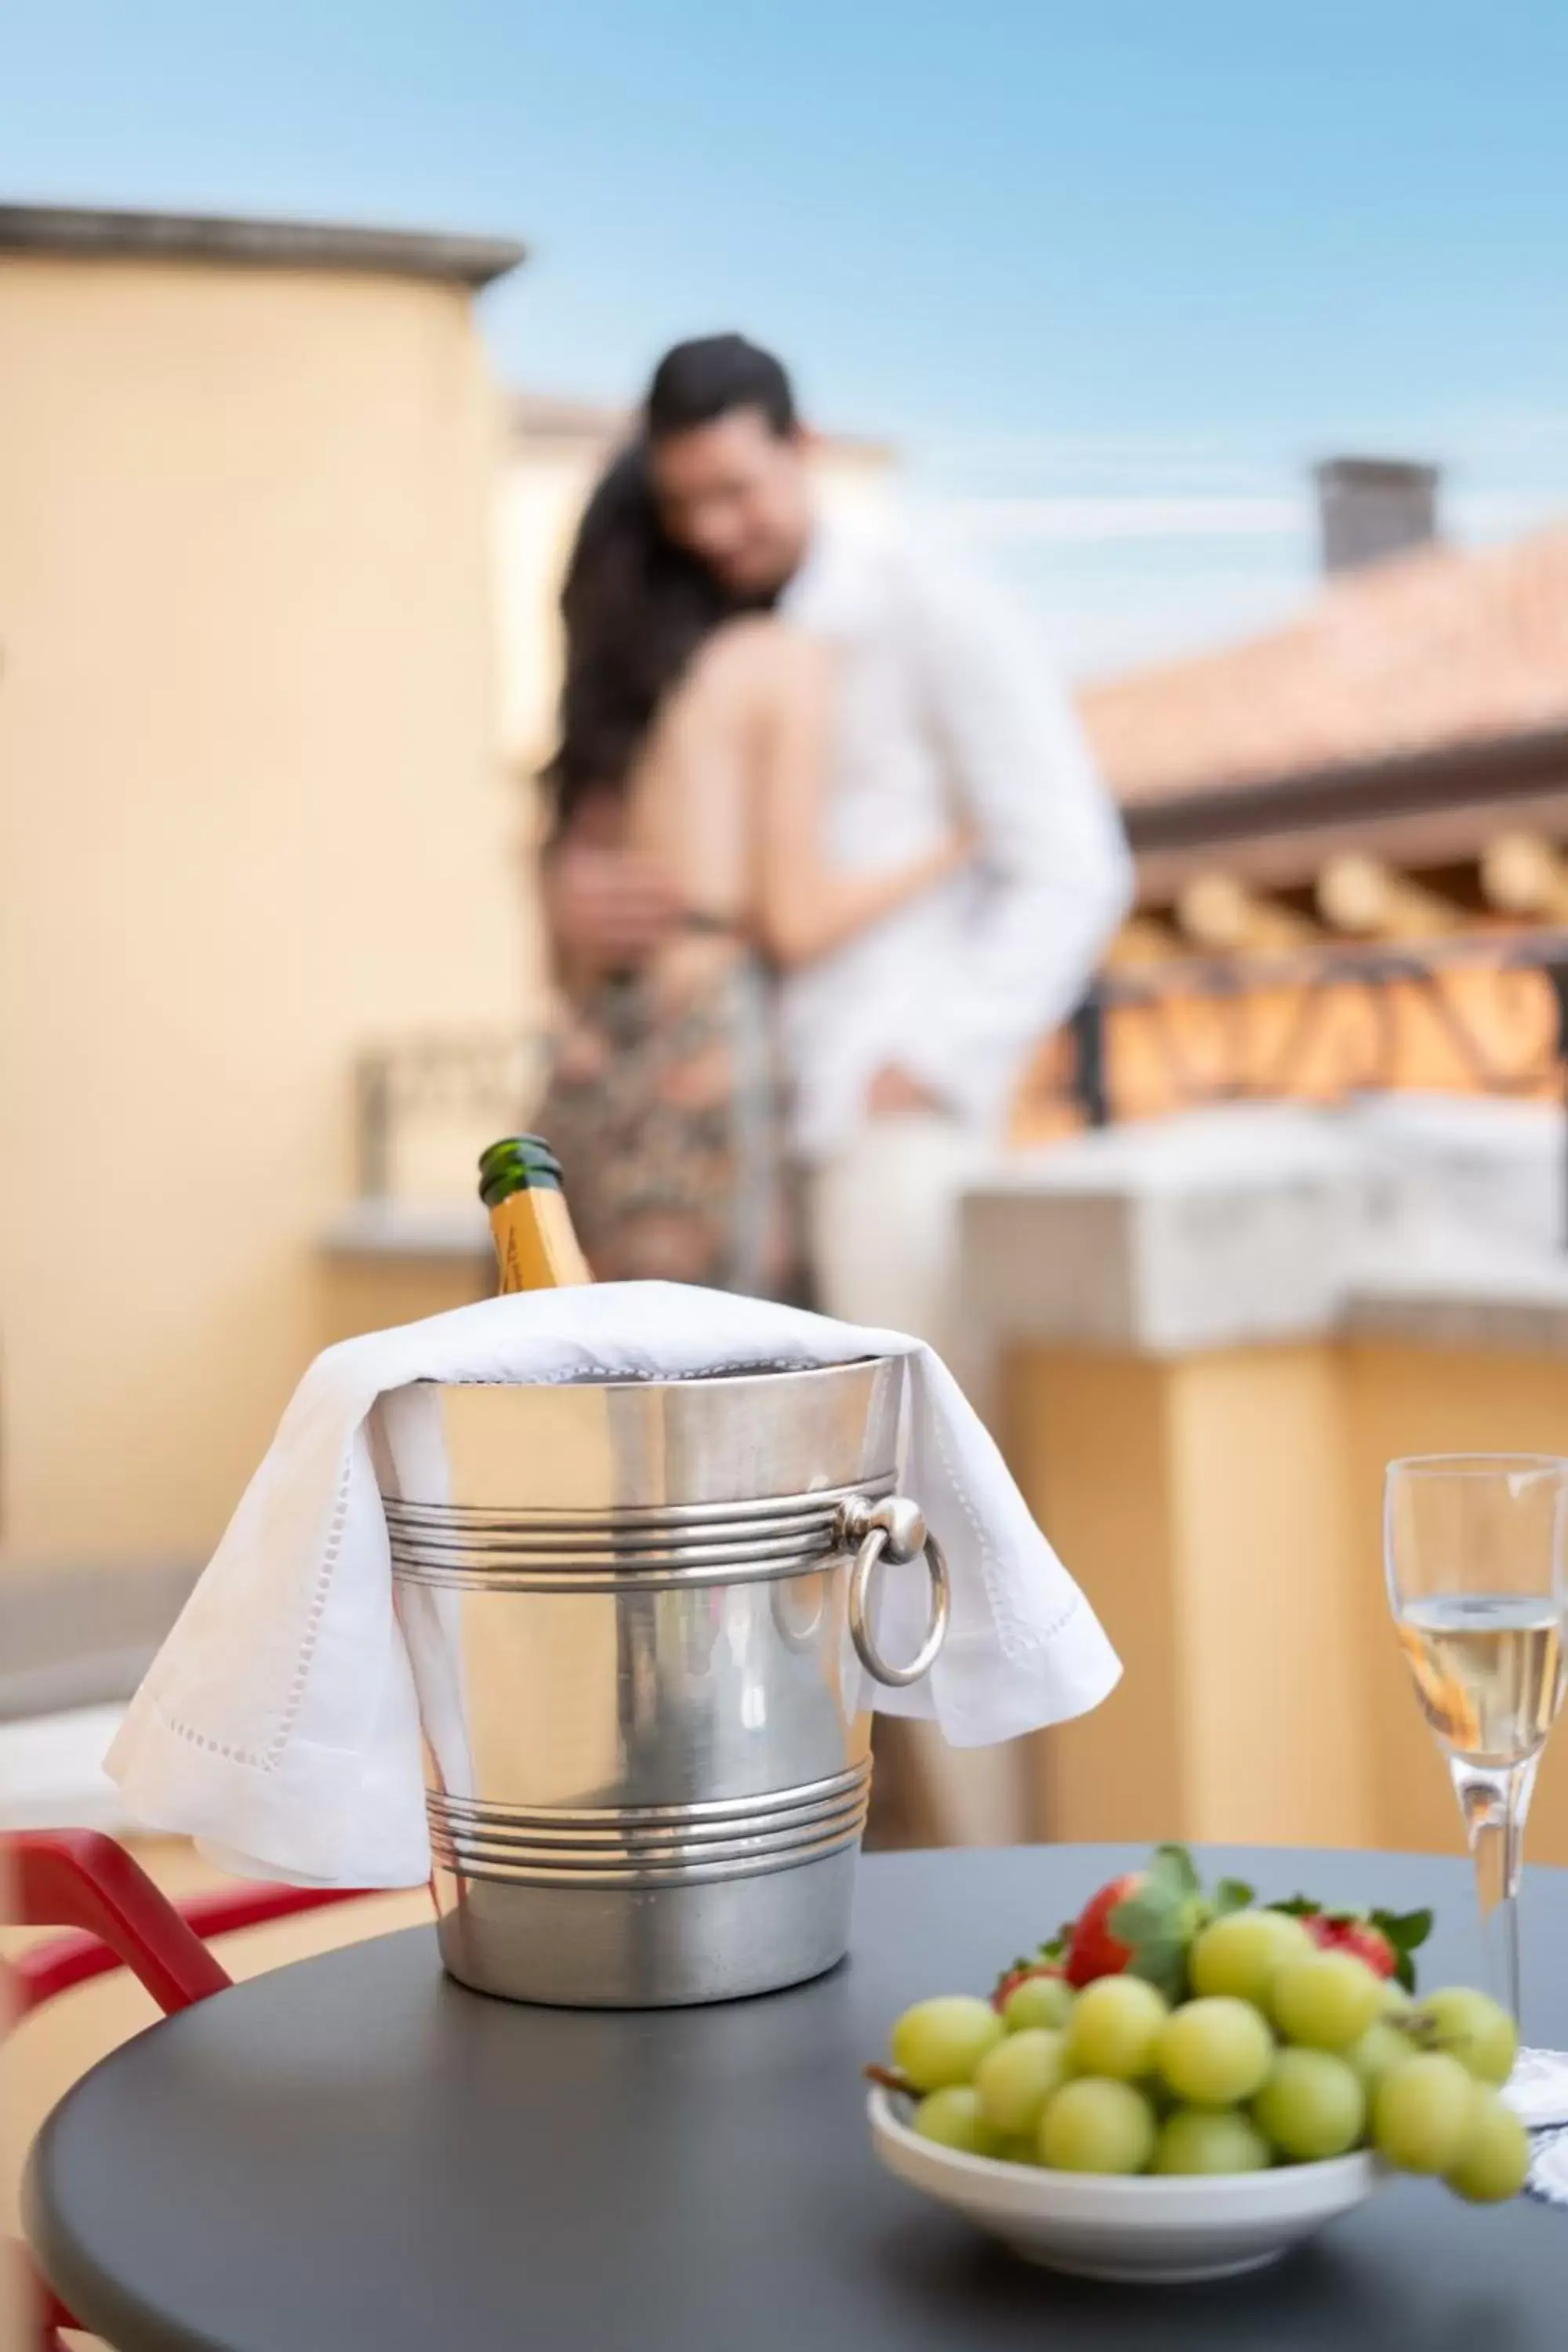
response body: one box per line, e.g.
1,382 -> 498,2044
644,333 -> 797,442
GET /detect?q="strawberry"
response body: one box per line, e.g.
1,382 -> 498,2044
1269,1898 -> 1432,1993
988,1860 -> 1187,2005
1099,1846 -> 1254,2002
1301,1914 -> 1396,1976
988,1848 -> 1258,2010
986,1850 -> 1431,2022
1064,1874 -> 1141,1987
991,1958 -> 1066,2014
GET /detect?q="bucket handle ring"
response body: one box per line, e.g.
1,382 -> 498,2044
838,1494 -> 950,1688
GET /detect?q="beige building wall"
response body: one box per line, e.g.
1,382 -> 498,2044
0,232 -> 530,1569
1013,1333 -> 1568,1868
496,423 -> 605,772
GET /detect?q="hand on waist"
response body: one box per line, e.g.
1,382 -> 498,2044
866,1065 -> 948,1119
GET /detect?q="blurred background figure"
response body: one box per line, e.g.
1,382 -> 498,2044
539,333 -> 1132,1849
541,333 -> 1132,1353
535,339 -> 972,1297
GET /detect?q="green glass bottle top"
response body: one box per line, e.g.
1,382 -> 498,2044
477,1134 -> 565,1209
478,1133 -> 591,1291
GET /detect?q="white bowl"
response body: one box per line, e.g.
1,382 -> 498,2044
868,2088 -> 1382,2284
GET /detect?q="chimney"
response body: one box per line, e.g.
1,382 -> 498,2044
1313,456 -> 1440,575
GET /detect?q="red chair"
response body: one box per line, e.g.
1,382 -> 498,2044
5,1829 -> 376,2350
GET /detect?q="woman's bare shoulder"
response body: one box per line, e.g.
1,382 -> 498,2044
684,612 -> 829,705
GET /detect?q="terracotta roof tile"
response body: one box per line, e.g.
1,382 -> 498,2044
1079,521 -> 1568,804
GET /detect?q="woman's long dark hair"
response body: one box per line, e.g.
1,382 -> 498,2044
540,444 -> 739,837
541,336 -> 798,838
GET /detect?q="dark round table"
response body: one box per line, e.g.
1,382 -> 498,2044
26,1845 -> 1568,2351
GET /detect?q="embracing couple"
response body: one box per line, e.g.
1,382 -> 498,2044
536,333 -> 1131,1379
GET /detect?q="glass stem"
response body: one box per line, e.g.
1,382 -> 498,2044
1450,1755 -> 1538,2027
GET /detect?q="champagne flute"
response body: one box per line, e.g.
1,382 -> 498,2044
1385,1454 -> 1568,2126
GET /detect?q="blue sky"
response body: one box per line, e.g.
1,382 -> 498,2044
9,2 -> 1568,672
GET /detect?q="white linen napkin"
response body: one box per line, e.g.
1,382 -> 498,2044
107,1282 -> 1119,1886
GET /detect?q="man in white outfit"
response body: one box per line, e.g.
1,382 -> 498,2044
544,336 -> 1132,1843
773,495 -> 1131,1384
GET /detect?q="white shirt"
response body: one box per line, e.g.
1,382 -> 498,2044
777,509 -> 1134,1160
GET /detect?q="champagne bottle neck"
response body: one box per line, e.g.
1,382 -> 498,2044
477,1134 -> 566,1207
489,1187 -> 591,1292
478,1135 -> 590,1292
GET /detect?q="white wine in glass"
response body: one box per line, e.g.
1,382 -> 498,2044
1385,1455 -> 1568,2127
1397,1596 -> 1564,1779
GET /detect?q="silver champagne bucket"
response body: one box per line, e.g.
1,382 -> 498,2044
368,1361 -> 949,2007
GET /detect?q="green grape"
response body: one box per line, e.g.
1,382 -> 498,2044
891,1996 -> 1005,2091
1156,1997 -> 1275,2107
912,2086 -> 1007,2156
1003,1973 -> 1075,2033
1152,2107 -> 1273,2175
1189,1909 -> 1315,2006
997,2134 -> 1044,2168
1414,1987 -> 1518,2087
1253,2049 -> 1366,2161
975,2028 -> 1072,2137
1066,1976 -> 1169,2081
1037,2078 -> 1157,2174
1445,2089 -> 1530,2203
1345,2019 -> 1411,2094
1381,1979 -> 1414,2017
1269,1952 -> 1385,2051
1372,2053 -> 1475,2175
